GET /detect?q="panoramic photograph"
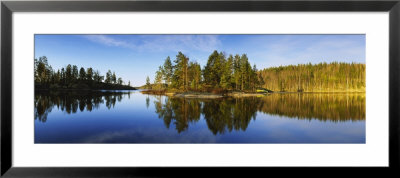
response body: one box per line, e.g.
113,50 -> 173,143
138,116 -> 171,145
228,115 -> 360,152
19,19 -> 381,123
34,34 -> 365,143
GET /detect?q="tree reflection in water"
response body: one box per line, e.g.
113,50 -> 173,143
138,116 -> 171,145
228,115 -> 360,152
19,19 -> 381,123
152,93 -> 365,134
34,91 -> 129,123
35,92 -> 365,135
257,93 -> 365,122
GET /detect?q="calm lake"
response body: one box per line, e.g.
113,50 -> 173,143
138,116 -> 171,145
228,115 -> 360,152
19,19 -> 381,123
34,91 -> 365,143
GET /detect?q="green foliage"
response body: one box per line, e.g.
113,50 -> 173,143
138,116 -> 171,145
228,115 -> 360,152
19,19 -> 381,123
151,51 -> 265,92
162,56 -> 173,86
112,72 -> 117,84
65,64 -> 72,83
79,67 -> 86,80
220,55 -> 233,89
105,70 -> 112,84
34,56 -> 133,90
203,50 -> 225,87
188,62 -> 202,90
117,77 -> 123,85
154,66 -> 164,89
153,51 -> 365,93
171,52 -> 189,90
34,56 -> 52,83
93,70 -> 103,83
72,65 -> 78,81
259,62 -> 365,92
86,67 -> 93,81
146,76 -> 151,89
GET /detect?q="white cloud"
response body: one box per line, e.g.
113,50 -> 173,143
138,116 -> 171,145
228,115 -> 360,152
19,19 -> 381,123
136,35 -> 221,52
82,35 -> 136,49
82,34 -> 221,53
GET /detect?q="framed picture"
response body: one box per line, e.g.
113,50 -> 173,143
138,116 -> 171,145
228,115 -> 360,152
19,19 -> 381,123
1,0 -> 399,176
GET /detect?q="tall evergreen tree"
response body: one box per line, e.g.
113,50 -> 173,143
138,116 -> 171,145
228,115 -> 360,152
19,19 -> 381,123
162,56 -> 173,86
72,65 -> 78,81
188,61 -> 202,90
146,76 -> 151,89
66,64 -> 72,84
220,54 -> 233,89
154,66 -> 164,89
233,54 -> 241,90
117,77 -> 123,85
203,50 -> 225,87
79,67 -> 86,80
112,72 -> 117,84
93,70 -> 103,83
105,70 -> 112,84
86,67 -> 93,81
172,52 -> 189,90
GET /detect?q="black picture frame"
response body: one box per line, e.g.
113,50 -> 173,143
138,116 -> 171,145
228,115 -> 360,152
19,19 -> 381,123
1,0 -> 399,177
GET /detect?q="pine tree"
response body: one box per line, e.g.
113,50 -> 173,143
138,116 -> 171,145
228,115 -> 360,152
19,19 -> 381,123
105,70 -> 112,84
203,50 -> 226,88
117,77 -> 123,85
86,67 -> 93,81
79,67 -> 86,80
112,72 -> 117,84
72,65 -> 78,81
146,76 -> 151,89
154,66 -> 164,89
162,56 -> 173,86
220,54 -> 233,89
66,64 -> 72,84
188,62 -> 202,90
172,52 -> 189,90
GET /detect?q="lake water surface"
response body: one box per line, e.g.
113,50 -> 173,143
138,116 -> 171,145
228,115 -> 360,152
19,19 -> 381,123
34,90 -> 365,143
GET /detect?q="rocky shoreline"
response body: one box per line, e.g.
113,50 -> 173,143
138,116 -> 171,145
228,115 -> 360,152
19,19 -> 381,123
140,90 -> 269,98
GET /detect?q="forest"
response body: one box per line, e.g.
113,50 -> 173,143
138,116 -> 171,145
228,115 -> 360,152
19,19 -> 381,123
34,56 -> 135,90
35,51 -> 365,93
259,62 -> 365,92
147,50 -> 262,92
147,50 -> 365,93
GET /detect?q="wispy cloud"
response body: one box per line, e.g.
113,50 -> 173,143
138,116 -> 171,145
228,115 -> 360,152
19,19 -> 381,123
82,35 -> 136,49
82,35 -> 221,53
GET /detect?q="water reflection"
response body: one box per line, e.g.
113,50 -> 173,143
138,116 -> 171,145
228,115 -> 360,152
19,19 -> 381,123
152,93 -> 365,135
34,91 -> 130,123
258,93 -> 365,122
35,91 -> 365,136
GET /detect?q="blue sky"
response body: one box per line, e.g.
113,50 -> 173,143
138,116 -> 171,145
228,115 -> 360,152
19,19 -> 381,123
35,34 -> 365,86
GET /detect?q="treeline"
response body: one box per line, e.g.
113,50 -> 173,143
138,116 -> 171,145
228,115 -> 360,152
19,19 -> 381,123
149,51 -> 365,93
259,62 -> 365,92
34,56 -> 135,90
148,50 -> 262,92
